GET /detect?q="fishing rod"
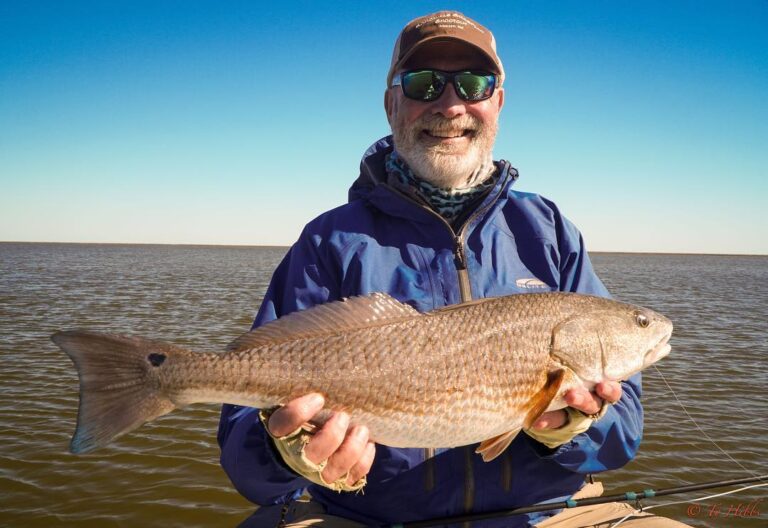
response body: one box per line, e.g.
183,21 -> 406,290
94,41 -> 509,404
384,474 -> 767,528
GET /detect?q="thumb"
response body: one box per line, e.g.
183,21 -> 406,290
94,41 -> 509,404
268,393 -> 325,437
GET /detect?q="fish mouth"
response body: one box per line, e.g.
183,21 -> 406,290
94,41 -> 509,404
645,333 -> 672,366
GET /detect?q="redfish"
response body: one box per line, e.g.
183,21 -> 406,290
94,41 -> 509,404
52,292 -> 671,460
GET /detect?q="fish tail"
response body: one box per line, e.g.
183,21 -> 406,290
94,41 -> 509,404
51,330 -> 180,454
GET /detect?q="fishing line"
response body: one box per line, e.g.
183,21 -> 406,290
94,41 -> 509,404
638,381 -> 742,461
608,481 -> 768,528
652,364 -> 759,477
387,475 -> 768,527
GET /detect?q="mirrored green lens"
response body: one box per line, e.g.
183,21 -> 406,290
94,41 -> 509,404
455,73 -> 494,101
398,70 -> 496,102
402,71 -> 446,101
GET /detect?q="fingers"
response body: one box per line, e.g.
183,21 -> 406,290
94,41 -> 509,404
320,425 -> 374,485
303,411 -> 350,464
565,382 -> 623,415
267,393 -> 325,437
595,381 -> 622,404
267,394 -> 377,486
303,415 -> 374,485
347,442 -> 376,485
532,383 -> 624,432
532,409 -> 568,430
565,387 -> 602,415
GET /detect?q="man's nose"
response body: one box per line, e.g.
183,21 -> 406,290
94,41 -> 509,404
430,84 -> 467,118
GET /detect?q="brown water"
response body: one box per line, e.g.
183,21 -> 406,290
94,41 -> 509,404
0,243 -> 765,527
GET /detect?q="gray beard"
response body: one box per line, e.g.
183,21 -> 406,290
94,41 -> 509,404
391,112 -> 498,190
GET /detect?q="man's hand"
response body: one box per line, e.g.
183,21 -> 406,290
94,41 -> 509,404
532,381 -> 622,430
267,393 -> 376,487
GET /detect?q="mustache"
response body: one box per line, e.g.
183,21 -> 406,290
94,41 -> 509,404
413,113 -> 483,135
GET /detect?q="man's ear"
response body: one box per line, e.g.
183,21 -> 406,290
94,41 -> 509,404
384,88 -> 396,126
495,87 -> 505,112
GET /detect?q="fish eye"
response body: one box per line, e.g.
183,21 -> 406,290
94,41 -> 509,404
635,313 -> 650,328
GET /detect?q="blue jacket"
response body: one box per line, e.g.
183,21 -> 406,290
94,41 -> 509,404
218,137 -> 643,527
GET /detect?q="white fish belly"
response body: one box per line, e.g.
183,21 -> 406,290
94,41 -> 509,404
349,406 -> 523,448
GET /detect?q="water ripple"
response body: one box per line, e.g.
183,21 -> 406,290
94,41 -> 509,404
1,244 -> 765,527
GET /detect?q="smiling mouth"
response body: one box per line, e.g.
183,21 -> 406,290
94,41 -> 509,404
423,129 -> 473,140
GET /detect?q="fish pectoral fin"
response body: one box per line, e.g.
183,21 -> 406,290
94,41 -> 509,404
476,428 -> 521,462
523,368 -> 566,429
476,370 -> 566,463
475,370 -> 567,463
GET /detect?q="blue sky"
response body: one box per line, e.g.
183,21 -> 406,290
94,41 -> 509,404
1,0 -> 766,253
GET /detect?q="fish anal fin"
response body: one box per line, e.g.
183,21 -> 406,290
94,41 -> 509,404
476,428 -> 521,462
225,293 -> 419,352
523,368 -> 566,429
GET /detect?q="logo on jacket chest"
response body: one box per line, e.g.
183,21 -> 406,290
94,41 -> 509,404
515,277 -> 549,289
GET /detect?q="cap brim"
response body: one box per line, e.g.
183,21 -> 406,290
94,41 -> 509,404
388,35 -> 502,86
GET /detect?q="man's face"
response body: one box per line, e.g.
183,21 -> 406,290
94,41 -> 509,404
385,41 -> 504,189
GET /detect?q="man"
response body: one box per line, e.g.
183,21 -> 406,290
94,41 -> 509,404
219,11 -> 691,527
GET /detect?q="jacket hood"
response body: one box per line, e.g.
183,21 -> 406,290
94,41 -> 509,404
348,136 -> 519,203
348,136 -> 395,202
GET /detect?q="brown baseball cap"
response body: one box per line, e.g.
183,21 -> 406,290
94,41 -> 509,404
387,11 -> 504,87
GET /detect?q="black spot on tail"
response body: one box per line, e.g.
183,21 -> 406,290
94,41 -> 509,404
147,353 -> 166,367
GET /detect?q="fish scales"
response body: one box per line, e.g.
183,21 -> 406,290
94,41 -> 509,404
208,311 -> 541,446
51,292 -> 673,457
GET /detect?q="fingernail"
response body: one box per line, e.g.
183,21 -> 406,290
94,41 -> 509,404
308,393 -> 325,408
353,425 -> 368,440
336,412 -> 350,428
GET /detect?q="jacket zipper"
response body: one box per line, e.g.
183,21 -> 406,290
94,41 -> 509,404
381,167 -> 511,300
453,234 -> 473,302
380,168 -> 512,510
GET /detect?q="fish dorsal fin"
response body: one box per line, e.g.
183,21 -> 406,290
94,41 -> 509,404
523,368 -> 566,429
225,293 -> 420,352
476,428 -> 521,462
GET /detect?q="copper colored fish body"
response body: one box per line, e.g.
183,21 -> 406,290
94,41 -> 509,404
52,292 -> 672,459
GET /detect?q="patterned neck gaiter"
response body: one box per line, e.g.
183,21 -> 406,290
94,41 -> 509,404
385,150 -> 498,226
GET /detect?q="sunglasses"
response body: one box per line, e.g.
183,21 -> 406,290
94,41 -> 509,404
391,69 -> 497,102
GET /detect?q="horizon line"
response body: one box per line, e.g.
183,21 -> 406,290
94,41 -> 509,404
1,240 -> 766,258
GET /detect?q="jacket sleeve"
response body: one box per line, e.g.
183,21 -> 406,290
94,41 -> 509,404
217,227 -> 341,505
536,210 -> 644,473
